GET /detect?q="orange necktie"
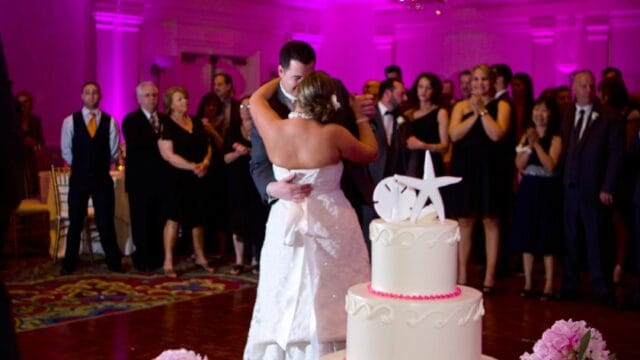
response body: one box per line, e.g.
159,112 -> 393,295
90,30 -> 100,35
87,112 -> 97,138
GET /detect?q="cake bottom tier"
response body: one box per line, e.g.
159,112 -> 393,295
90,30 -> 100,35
345,283 -> 484,360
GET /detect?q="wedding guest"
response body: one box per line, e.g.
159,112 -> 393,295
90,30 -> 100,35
630,126 -> 640,309
196,92 -> 229,258
16,90 -> 45,198
363,79 -> 380,98
598,76 -> 637,287
404,72 -> 449,177
224,96 -> 267,275
59,81 -> 123,275
358,77 -> 408,246
385,64 -> 403,82
158,86 -> 213,277
511,73 -> 535,140
458,69 -> 472,101
442,79 -> 456,110
510,96 -> 563,301
448,64 -> 512,294
122,81 -> 167,272
244,71 -> 377,358
1,42 -> 23,359
213,72 -> 241,139
555,86 -> 573,116
561,70 -> 623,303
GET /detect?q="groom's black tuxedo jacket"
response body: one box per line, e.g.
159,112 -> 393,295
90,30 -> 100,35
249,81 -> 373,207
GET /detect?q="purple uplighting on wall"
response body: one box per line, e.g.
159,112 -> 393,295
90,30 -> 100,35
1,0 -> 640,148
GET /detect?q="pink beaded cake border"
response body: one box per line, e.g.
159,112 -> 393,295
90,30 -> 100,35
367,283 -> 462,300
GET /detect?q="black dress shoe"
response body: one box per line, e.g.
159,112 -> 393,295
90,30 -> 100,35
482,286 -> 495,295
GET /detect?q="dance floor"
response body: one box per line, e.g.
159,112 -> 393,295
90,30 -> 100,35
5,257 -> 640,359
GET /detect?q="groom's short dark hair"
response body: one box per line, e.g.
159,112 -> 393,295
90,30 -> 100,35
279,40 -> 316,69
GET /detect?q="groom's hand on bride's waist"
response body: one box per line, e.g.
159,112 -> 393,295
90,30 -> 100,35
266,173 -> 313,203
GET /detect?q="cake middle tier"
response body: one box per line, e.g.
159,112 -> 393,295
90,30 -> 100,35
370,218 -> 460,296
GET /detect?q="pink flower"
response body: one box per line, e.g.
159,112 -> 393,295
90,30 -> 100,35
520,319 -> 613,360
154,349 -> 208,360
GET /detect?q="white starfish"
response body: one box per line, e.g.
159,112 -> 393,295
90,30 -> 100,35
394,151 -> 461,223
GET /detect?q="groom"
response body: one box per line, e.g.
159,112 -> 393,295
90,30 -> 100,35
250,41 -> 377,248
250,40 -> 316,204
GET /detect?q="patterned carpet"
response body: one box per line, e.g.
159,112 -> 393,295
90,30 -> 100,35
1,256 -> 257,332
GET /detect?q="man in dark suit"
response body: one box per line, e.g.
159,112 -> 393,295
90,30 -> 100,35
358,78 -> 408,243
250,40 -> 317,204
0,38 -> 21,360
213,72 -> 241,137
561,70 -> 623,301
60,81 -> 123,274
122,81 -> 167,272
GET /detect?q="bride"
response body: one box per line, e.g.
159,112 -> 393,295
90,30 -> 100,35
243,72 -> 378,360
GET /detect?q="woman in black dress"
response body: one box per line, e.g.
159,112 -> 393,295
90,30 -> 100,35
158,86 -> 213,277
224,96 -> 268,275
16,91 -> 45,198
448,64 -> 512,293
403,73 -> 449,177
510,96 -> 562,300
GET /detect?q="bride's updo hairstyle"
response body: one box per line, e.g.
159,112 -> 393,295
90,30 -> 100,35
296,71 -> 336,123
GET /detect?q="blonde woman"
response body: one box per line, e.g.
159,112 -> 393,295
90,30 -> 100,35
448,64 -> 512,293
158,86 -> 213,277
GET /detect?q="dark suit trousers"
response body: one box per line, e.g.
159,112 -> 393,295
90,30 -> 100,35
635,204 -> 640,300
63,176 -> 121,269
0,282 -> 19,360
563,187 -> 609,296
128,188 -> 164,269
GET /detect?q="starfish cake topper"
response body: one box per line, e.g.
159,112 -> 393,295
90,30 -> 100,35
394,151 -> 461,224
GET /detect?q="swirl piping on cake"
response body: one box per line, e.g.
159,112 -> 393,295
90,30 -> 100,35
457,300 -> 485,326
346,294 -> 395,324
367,283 -> 461,301
404,299 -> 484,328
370,226 -> 459,249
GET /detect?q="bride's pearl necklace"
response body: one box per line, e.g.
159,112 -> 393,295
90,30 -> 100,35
288,111 -> 313,119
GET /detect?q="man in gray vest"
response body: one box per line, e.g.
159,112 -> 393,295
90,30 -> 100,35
59,81 -> 123,275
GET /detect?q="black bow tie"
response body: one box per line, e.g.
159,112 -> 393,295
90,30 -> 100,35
384,110 -> 394,116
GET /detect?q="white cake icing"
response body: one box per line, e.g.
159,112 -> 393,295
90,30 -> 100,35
370,217 -> 460,296
345,284 -> 483,360
337,217 -> 487,360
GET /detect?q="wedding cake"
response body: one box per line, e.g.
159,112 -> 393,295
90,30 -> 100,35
344,217 -> 484,360
322,152 -> 490,360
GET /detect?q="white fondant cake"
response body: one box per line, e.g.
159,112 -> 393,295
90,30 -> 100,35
342,218 -> 485,360
370,217 -> 459,296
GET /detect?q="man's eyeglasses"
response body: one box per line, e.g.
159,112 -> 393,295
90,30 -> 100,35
240,104 -> 251,110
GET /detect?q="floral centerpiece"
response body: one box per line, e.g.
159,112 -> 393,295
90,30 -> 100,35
154,348 -> 208,360
521,319 -> 616,360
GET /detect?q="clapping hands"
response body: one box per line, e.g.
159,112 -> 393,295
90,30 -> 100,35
526,128 -> 539,145
233,142 -> 251,156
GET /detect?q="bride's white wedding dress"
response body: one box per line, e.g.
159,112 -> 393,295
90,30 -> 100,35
244,162 -> 371,360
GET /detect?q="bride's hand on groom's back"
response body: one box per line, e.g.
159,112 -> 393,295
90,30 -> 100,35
267,173 -> 313,203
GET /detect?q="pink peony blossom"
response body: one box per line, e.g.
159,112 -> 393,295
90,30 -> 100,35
520,319 -> 613,360
154,348 -> 208,360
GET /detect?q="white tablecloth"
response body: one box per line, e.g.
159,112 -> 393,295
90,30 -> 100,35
39,170 -> 134,258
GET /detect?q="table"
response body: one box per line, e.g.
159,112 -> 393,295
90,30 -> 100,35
39,170 -> 134,258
